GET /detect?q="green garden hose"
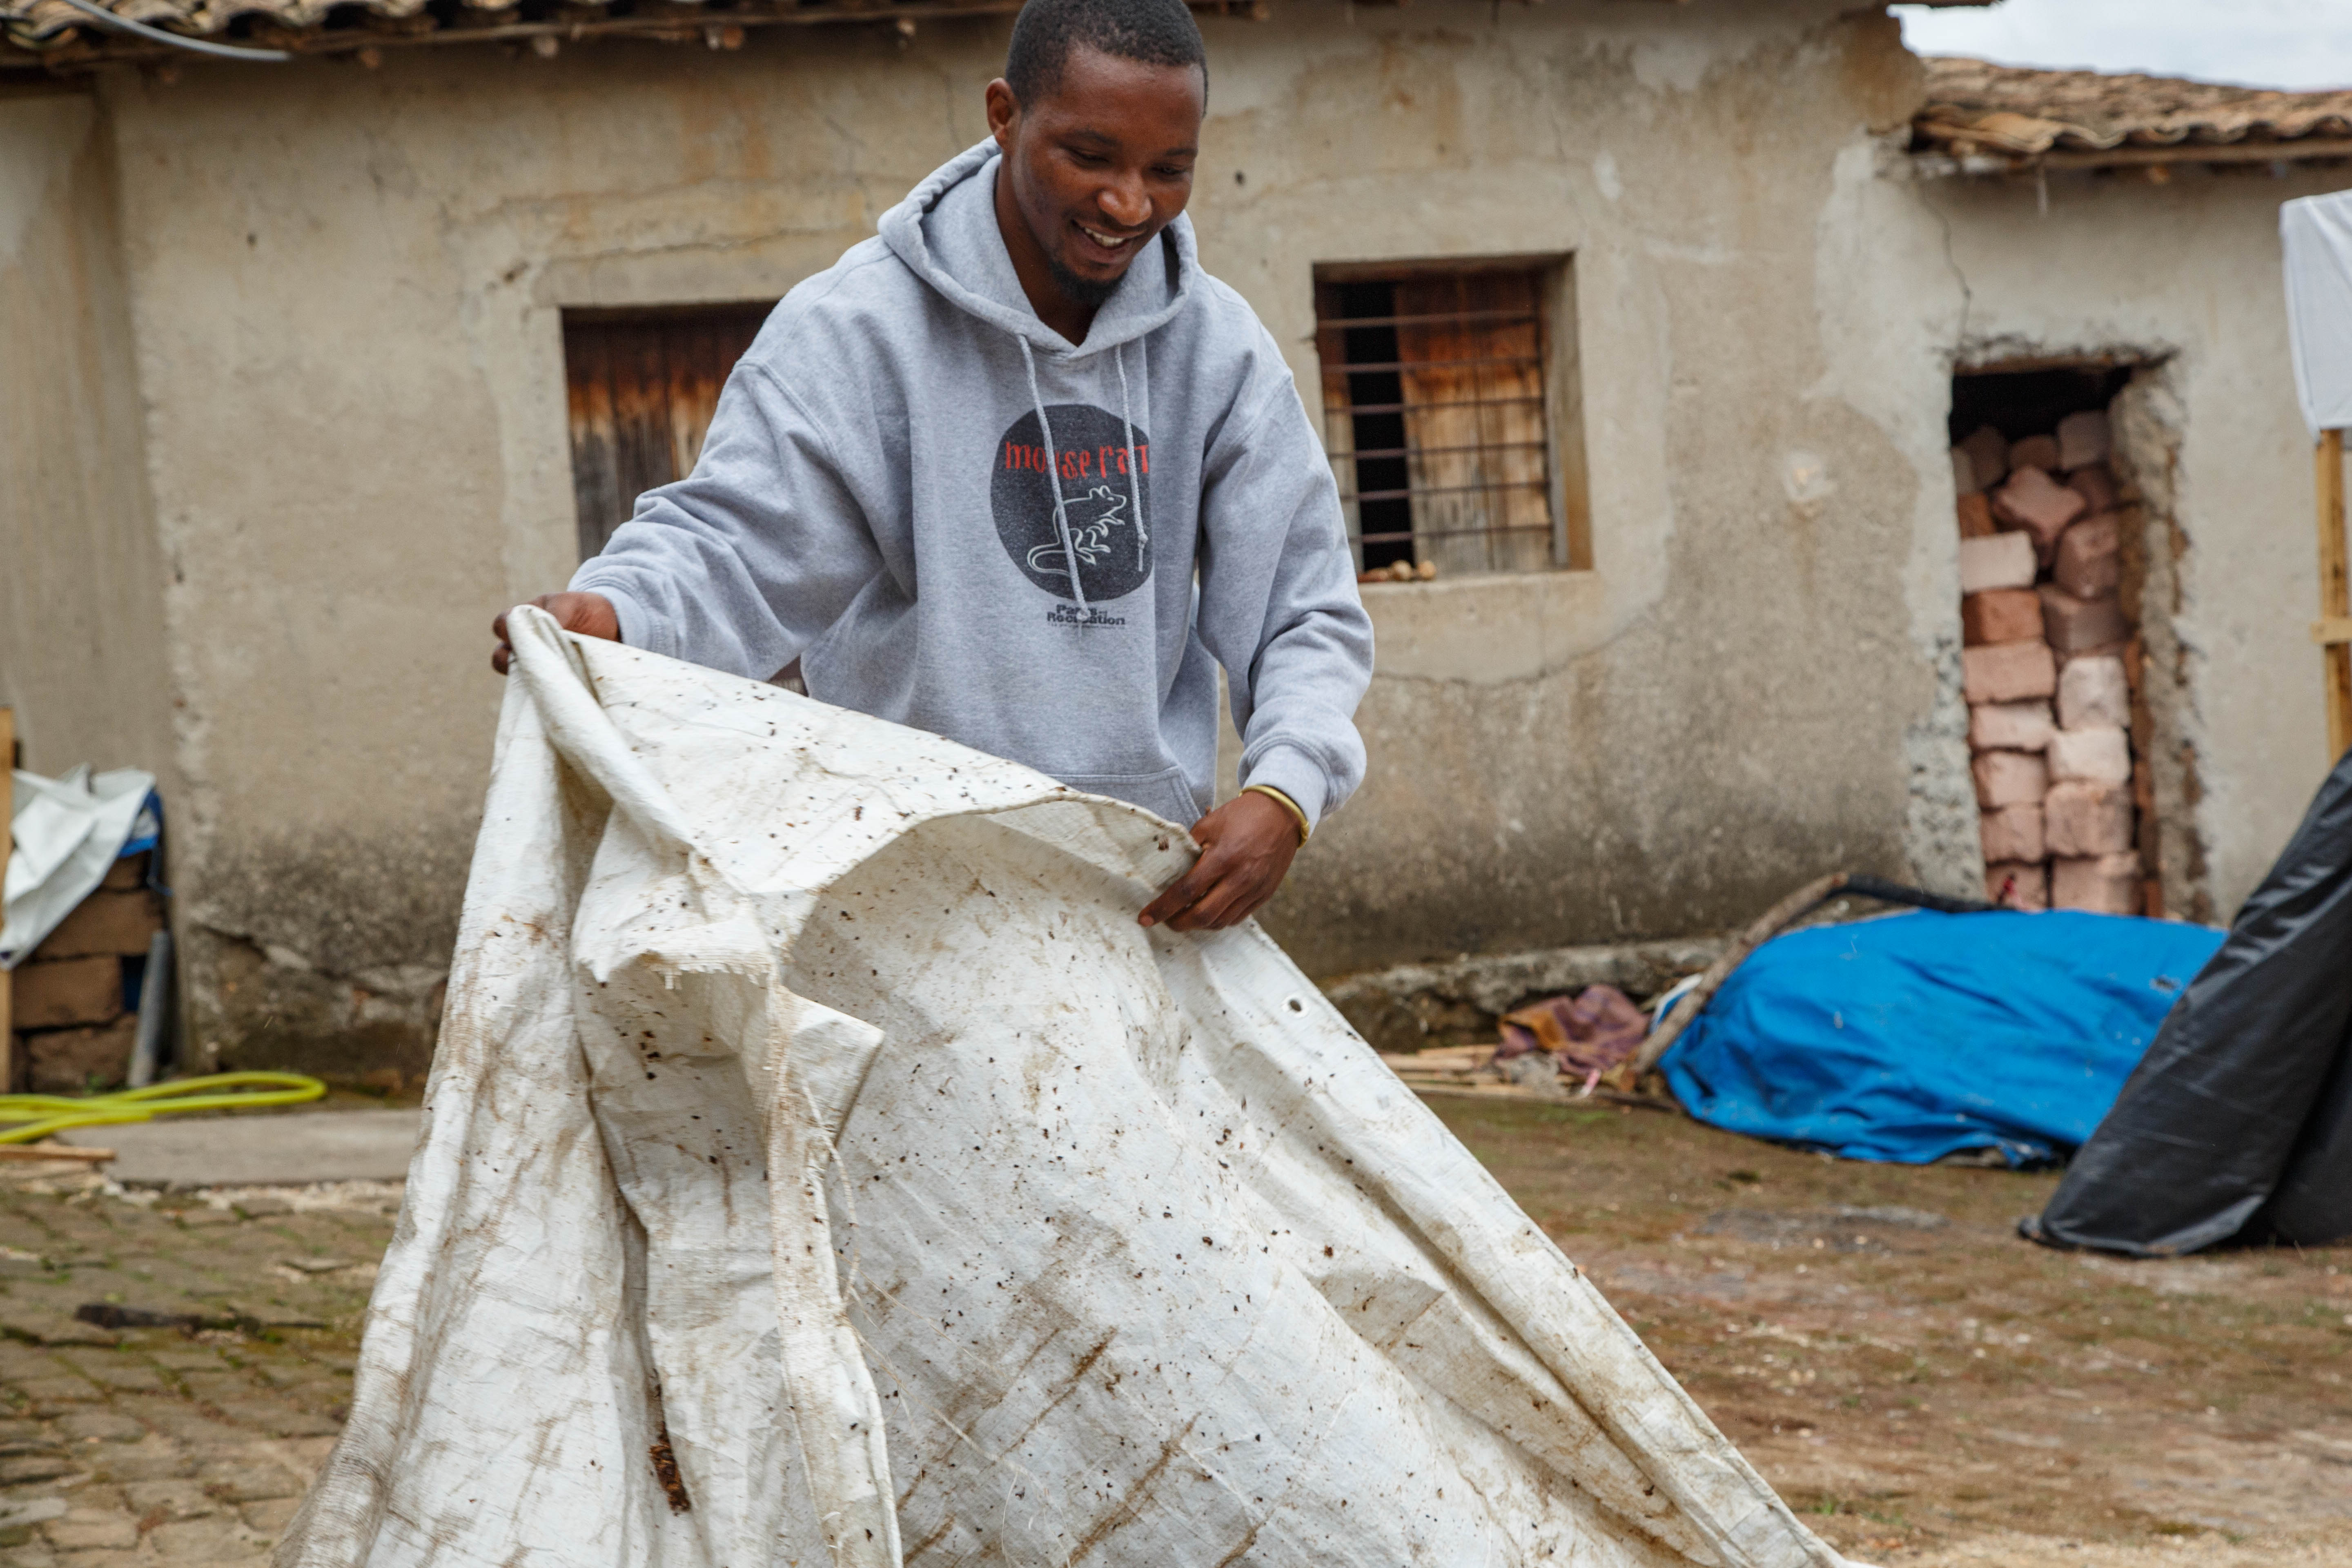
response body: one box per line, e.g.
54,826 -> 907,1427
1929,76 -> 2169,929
0,1072 -> 328,1146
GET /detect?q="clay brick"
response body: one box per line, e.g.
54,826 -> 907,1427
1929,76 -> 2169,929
1985,861 -> 2050,911
1972,748 -> 2049,808
1959,425 -> 2008,488
2067,464 -> 2118,512
2052,852 -> 2142,915
1962,640 -> 2058,704
36,891 -> 164,960
2058,408 -> 2111,470
1951,447 -> 1979,496
1962,588 -> 2044,647
1993,468 -> 2087,562
26,1017 -> 138,1094
2058,655 -> 2129,732
12,955 -> 124,1029
2009,434 -> 2061,473
2039,584 -> 2129,653
2045,780 -> 2134,856
1958,531 -> 2036,593
101,852 -> 152,892
1969,699 -> 2055,752
1956,492 -> 1995,539
1980,803 -> 2045,864
2048,725 -> 2131,784
2052,513 -> 2120,599
2060,637 -> 2129,673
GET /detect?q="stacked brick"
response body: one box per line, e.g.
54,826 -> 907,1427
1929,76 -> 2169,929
1953,410 -> 2147,915
7,854 -> 165,1092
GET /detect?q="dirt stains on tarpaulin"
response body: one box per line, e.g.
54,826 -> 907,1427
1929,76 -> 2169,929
1063,1419 -> 1199,1565
649,1428 -> 693,1513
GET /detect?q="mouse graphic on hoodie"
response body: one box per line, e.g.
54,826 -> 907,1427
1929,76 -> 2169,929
570,140 -> 1373,831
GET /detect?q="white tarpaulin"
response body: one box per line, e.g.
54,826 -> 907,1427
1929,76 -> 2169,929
2,765 -> 156,969
2283,188 -> 2352,437
281,606 -> 1855,1568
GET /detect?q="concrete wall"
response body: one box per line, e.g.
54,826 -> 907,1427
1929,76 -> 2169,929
45,0 -> 1965,1072
1909,161 -> 2350,923
1204,4 -> 1960,974
0,84 -> 171,789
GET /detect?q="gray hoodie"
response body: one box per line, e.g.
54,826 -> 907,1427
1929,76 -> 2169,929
569,140 -> 1372,829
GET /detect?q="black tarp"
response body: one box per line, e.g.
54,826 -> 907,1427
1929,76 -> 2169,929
2027,747 -> 2352,1256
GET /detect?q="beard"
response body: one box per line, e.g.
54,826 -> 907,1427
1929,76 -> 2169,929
1047,249 -> 1125,311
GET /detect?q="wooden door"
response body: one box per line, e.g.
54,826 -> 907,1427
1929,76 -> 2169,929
563,305 -> 773,561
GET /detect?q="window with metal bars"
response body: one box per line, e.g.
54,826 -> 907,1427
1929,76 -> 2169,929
563,303 -> 774,561
1313,261 -> 1586,577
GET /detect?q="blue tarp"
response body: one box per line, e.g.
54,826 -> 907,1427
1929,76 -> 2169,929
1659,910 -> 2227,1166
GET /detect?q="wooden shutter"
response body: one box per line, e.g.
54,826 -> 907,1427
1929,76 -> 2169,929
1393,271 -> 1553,578
563,305 -> 773,561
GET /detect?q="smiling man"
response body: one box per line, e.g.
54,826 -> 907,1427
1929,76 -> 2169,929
494,0 -> 1372,931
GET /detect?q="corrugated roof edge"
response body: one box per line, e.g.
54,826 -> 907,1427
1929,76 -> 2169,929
1913,56 -> 2352,172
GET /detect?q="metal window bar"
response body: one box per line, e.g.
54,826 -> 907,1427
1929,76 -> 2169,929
1345,479 -> 1550,503
1316,273 -> 1559,574
1314,307 -> 1543,330
1358,525 -> 1553,544
1313,353 -> 1544,376
1339,395 -> 1547,417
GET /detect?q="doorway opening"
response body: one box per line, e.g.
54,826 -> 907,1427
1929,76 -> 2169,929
1951,362 -> 2163,915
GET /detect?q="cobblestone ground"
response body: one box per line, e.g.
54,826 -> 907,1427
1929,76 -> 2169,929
10,1109 -> 2352,1568
0,1169 -> 395,1566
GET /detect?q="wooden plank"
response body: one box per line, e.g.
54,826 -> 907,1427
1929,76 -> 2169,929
1,705 -> 11,1094
612,321 -> 674,543
563,322 -> 624,561
2321,429 -> 2352,758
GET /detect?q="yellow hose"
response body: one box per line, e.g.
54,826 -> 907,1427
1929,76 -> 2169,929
0,1072 -> 328,1145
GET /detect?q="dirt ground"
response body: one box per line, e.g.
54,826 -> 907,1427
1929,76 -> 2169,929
3,1100 -> 2350,1564
1430,1096 -> 2352,1565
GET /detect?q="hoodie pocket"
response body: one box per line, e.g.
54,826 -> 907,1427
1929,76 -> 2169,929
1059,767 -> 1200,827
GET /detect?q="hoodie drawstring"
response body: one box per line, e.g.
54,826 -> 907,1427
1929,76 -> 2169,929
1017,337 -> 1089,609
1115,340 -> 1148,575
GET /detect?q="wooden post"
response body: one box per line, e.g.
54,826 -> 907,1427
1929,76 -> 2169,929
1,705 -> 13,1094
2319,430 -> 2352,759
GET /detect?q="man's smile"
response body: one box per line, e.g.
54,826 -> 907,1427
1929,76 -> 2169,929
1074,219 -> 1144,261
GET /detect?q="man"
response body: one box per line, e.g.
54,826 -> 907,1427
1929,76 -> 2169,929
493,0 -> 1371,932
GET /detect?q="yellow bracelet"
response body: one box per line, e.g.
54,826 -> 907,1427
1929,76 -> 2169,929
1243,784 -> 1311,844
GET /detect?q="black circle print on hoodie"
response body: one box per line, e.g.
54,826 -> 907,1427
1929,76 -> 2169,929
991,403 -> 1153,604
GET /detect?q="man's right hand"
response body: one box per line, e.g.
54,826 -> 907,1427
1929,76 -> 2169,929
491,592 -> 620,675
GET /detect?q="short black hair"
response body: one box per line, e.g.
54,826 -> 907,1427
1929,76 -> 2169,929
1004,0 -> 1207,108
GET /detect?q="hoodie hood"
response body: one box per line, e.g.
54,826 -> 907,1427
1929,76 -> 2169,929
878,139 -> 1196,360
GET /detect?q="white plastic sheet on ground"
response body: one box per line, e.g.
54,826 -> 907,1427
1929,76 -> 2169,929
3,765 -> 156,968
2283,188 -> 2352,437
280,606 -> 1857,1568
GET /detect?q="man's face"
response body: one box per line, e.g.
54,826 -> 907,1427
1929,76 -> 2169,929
988,44 -> 1205,307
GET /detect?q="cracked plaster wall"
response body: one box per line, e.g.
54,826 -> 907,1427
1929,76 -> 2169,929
68,0 -> 1960,1072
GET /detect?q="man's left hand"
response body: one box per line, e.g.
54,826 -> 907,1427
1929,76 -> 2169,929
1138,791 -> 1303,932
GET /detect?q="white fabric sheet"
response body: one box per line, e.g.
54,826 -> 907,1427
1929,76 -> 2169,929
2283,187 -> 2352,437
278,606 -> 1855,1568
2,765 -> 154,968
